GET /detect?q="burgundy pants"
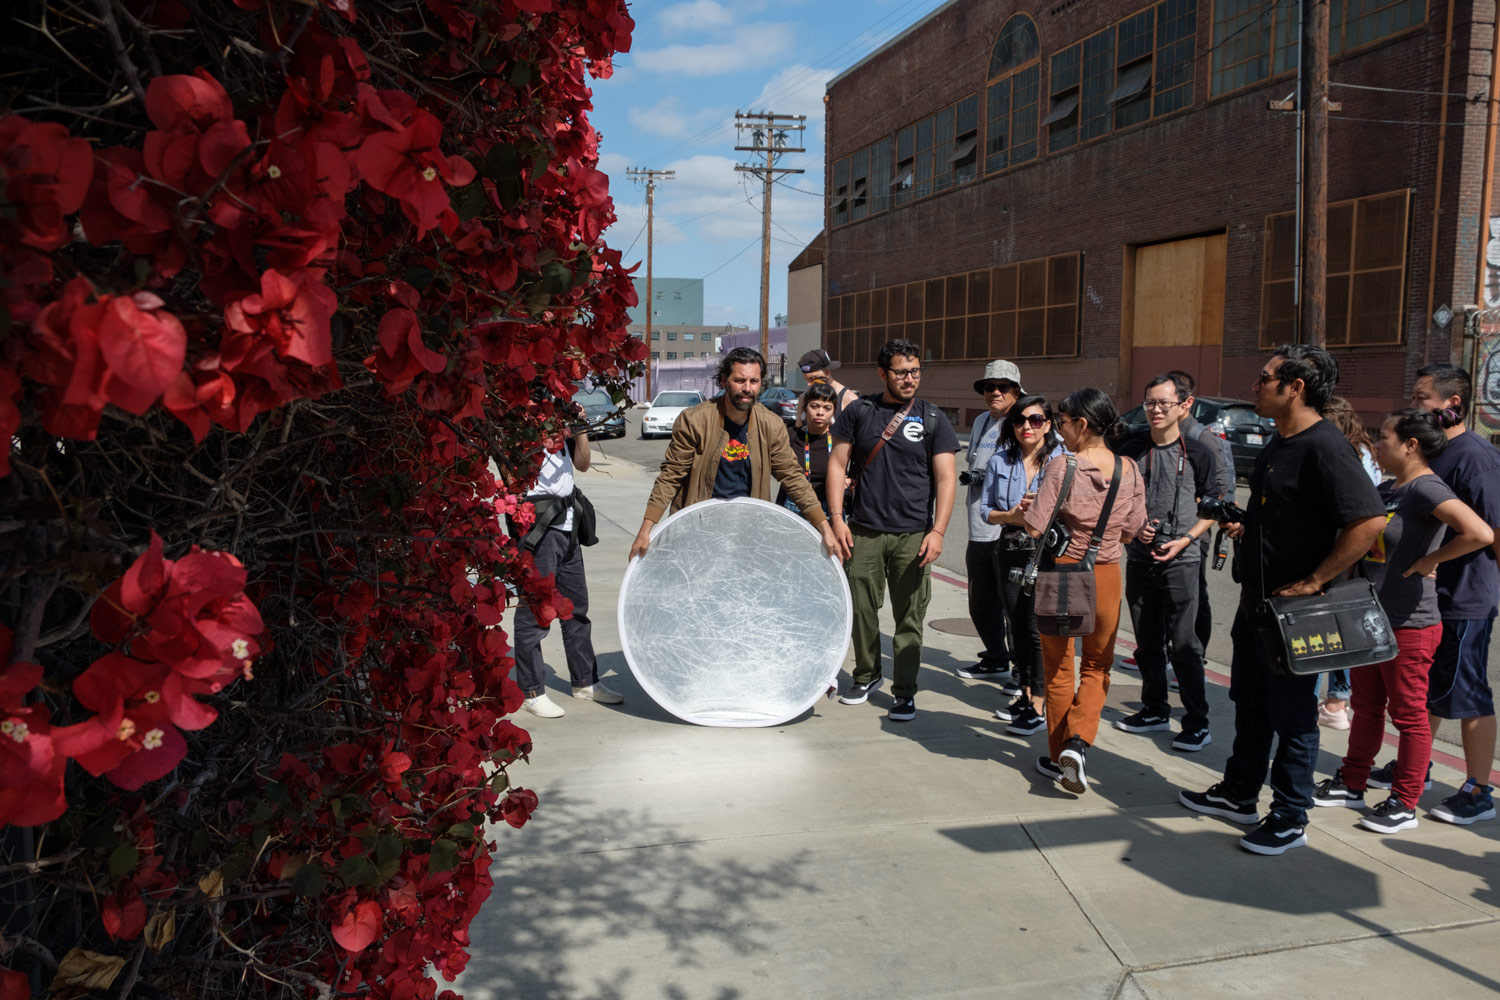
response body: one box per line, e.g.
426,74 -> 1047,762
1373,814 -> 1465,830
1341,624 -> 1442,808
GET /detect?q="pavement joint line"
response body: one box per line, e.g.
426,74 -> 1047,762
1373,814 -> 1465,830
1019,816 -> 1139,970
1316,820 -> 1500,920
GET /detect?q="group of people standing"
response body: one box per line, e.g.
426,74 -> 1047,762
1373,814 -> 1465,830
514,334 -> 1499,856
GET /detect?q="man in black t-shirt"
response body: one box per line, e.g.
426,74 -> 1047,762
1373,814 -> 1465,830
1180,345 -> 1385,856
825,339 -> 959,722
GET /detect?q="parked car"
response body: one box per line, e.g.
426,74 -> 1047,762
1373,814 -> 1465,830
641,390 -> 704,438
573,384 -> 626,439
758,387 -> 799,424
1119,395 -> 1225,436
1118,395 -> 1273,480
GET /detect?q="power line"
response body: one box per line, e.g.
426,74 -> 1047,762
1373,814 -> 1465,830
697,237 -> 763,280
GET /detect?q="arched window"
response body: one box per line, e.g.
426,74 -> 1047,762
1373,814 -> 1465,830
986,14 -> 1041,172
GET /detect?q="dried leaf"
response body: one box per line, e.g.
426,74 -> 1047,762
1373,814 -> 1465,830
53,948 -> 126,990
145,909 -> 176,951
198,869 -> 224,899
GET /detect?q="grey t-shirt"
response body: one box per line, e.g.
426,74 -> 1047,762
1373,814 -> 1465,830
965,411 -> 1006,542
1117,433 -> 1219,564
1363,474 -> 1457,629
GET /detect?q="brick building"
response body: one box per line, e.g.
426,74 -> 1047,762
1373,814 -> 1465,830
821,0 -> 1499,429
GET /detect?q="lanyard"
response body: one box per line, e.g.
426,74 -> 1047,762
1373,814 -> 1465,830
804,431 -> 832,476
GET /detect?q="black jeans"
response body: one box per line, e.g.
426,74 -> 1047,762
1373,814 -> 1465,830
1220,604 -> 1321,825
966,538 -> 1011,669
995,547 -> 1041,694
513,529 -> 599,697
1126,556 -> 1210,730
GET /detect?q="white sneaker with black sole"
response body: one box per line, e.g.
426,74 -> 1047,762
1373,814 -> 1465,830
1358,796 -> 1419,834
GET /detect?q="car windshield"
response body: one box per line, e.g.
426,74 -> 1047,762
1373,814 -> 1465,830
654,392 -> 701,407
574,389 -> 610,408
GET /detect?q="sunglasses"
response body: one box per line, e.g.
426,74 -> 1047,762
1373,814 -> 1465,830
979,382 -> 1015,393
1013,413 -> 1050,429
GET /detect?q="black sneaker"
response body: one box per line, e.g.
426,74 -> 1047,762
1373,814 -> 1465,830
1312,770 -> 1365,808
1000,679 -> 1023,697
1367,759 -> 1432,791
1179,783 -> 1258,824
1358,796 -> 1419,834
1114,710 -> 1171,733
1429,779 -> 1497,825
886,697 -> 916,722
957,663 -> 1011,681
1171,728 -> 1212,752
1058,738 -> 1088,794
839,676 -> 884,705
1238,814 -> 1308,855
1005,704 -> 1046,736
1035,756 -> 1063,782
993,695 -> 1029,722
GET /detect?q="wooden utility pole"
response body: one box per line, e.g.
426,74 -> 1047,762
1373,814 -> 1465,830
626,168 -> 673,399
1298,0 -> 1331,346
734,112 -> 806,369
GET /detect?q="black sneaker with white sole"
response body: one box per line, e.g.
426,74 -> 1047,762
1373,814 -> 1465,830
993,695 -> 1029,723
886,697 -> 916,722
1058,738 -> 1088,794
1358,796 -> 1419,834
1312,770 -> 1365,808
957,663 -> 1011,681
1238,814 -> 1308,855
1000,679 -> 1023,697
1113,710 -> 1171,733
1179,783 -> 1259,824
1005,704 -> 1046,736
1171,728 -> 1211,752
1035,756 -> 1063,782
839,676 -> 884,705
1367,759 -> 1431,791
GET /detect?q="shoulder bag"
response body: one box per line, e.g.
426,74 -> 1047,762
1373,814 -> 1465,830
1254,537 -> 1395,677
1028,455 -> 1124,638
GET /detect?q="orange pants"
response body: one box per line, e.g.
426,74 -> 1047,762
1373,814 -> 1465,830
1039,559 -> 1122,761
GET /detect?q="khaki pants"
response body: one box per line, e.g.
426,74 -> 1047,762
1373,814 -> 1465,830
1040,559 -> 1122,761
847,526 -> 931,700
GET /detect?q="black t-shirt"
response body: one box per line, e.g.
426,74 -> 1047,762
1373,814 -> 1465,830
1117,431 -> 1220,563
1429,430 -> 1500,620
832,395 -> 960,534
775,425 -> 832,510
1239,418 -> 1386,597
712,415 -> 753,500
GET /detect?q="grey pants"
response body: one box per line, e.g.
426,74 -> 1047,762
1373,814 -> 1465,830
513,528 -> 599,697
1126,556 -> 1210,731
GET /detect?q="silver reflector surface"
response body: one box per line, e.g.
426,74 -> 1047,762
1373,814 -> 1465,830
619,498 -> 851,727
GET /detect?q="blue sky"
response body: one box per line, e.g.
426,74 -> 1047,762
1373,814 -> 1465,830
588,0 -> 951,329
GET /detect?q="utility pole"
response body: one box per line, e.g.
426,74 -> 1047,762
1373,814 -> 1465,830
626,168 -> 673,400
1298,0 -> 1331,347
734,112 -> 806,368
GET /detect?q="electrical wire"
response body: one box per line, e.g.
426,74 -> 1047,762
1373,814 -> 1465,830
697,237 -> 763,280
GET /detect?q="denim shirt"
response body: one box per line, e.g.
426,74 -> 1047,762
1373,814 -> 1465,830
981,444 -> 1066,523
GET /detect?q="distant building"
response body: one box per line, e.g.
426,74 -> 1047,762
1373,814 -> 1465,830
786,232 -> 826,391
627,277 -> 704,328
721,326 -> 791,383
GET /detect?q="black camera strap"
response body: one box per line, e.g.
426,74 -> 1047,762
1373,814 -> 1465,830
1022,456 -> 1076,580
1080,455 -> 1124,571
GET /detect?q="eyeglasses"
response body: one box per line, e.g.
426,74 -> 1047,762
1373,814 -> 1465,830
1141,399 -> 1182,411
1015,413 -> 1050,428
888,368 -> 922,381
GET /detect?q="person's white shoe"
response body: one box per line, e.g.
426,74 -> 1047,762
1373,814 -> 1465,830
573,682 -> 623,704
523,693 -> 565,718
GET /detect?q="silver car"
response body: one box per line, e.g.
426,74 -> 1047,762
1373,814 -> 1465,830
641,391 -> 704,439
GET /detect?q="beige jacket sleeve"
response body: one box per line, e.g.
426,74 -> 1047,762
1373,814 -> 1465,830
767,422 -> 829,528
643,410 -> 701,523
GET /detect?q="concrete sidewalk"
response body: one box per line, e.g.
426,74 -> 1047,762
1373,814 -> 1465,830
457,451 -> 1500,1000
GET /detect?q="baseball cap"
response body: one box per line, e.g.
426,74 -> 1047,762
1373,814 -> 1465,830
798,348 -> 841,374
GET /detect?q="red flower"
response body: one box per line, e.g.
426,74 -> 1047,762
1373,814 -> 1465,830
331,900 -> 383,953
224,268 -> 338,369
499,787 -> 538,828
365,308 -> 447,395
0,116 -> 93,250
354,107 -> 476,233
102,885 -> 148,941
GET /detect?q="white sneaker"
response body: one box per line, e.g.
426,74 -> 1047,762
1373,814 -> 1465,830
523,693 -> 565,718
573,682 -> 623,704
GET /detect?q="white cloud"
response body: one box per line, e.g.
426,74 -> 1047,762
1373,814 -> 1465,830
596,151 -> 630,178
659,0 -> 736,32
632,22 -> 797,76
748,64 -> 837,131
626,97 -> 731,140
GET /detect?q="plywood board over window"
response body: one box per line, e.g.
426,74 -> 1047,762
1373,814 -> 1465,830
1259,189 -> 1411,348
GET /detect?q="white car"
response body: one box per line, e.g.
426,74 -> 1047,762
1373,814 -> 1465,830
641,390 -> 704,439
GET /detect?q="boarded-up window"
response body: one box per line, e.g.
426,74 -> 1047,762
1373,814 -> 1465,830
1259,190 -> 1410,348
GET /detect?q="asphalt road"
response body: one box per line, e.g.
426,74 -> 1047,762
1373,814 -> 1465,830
593,405 -> 1499,765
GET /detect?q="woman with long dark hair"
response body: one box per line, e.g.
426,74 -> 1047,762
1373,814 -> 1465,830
981,394 -> 1064,735
1312,408 -> 1492,832
1024,388 -> 1146,794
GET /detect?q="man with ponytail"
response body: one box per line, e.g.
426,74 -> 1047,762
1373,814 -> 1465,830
1398,364 -> 1500,825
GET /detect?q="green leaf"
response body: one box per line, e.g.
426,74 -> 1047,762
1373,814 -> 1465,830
337,855 -> 381,888
188,829 -> 211,856
108,844 -> 140,878
451,181 -> 489,223
446,821 -> 475,841
540,260 -> 574,295
428,839 -> 458,875
509,61 -> 533,87
375,833 -> 404,880
404,265 -> 435,290
290,862 -> 326,897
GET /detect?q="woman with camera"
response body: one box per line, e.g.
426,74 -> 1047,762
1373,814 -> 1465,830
981,394 -> 1065,735
1023,388 -> 1146,794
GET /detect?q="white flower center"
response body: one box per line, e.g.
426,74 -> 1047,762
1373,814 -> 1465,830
422,166 -> 438,182
267,165 -> 283,179
143,728 -> 165,750
232,638 -> 250,659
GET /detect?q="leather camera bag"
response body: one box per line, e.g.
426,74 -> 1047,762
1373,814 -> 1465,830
1031,456 -> 1122,638
1256,577 -> 1397,677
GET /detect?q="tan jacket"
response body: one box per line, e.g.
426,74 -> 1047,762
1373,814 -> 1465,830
644,399 -> 828,527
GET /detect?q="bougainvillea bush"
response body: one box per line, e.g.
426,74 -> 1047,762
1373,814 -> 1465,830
0,0 -> 639,996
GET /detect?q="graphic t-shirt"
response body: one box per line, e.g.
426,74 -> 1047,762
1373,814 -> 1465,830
833,395 -> 960,534
1240,419 -> 1386,597
1363,474 -> 1457,628
1117,431 -> 1220,564
712,415 -> 752,499
1429,430 -> 1500,620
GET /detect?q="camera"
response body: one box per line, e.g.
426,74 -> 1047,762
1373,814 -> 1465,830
958,470 -> 976,486
1007,560 -> 1038,595
1042,521 -> 1072,559
1197,496 -> 1247,524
